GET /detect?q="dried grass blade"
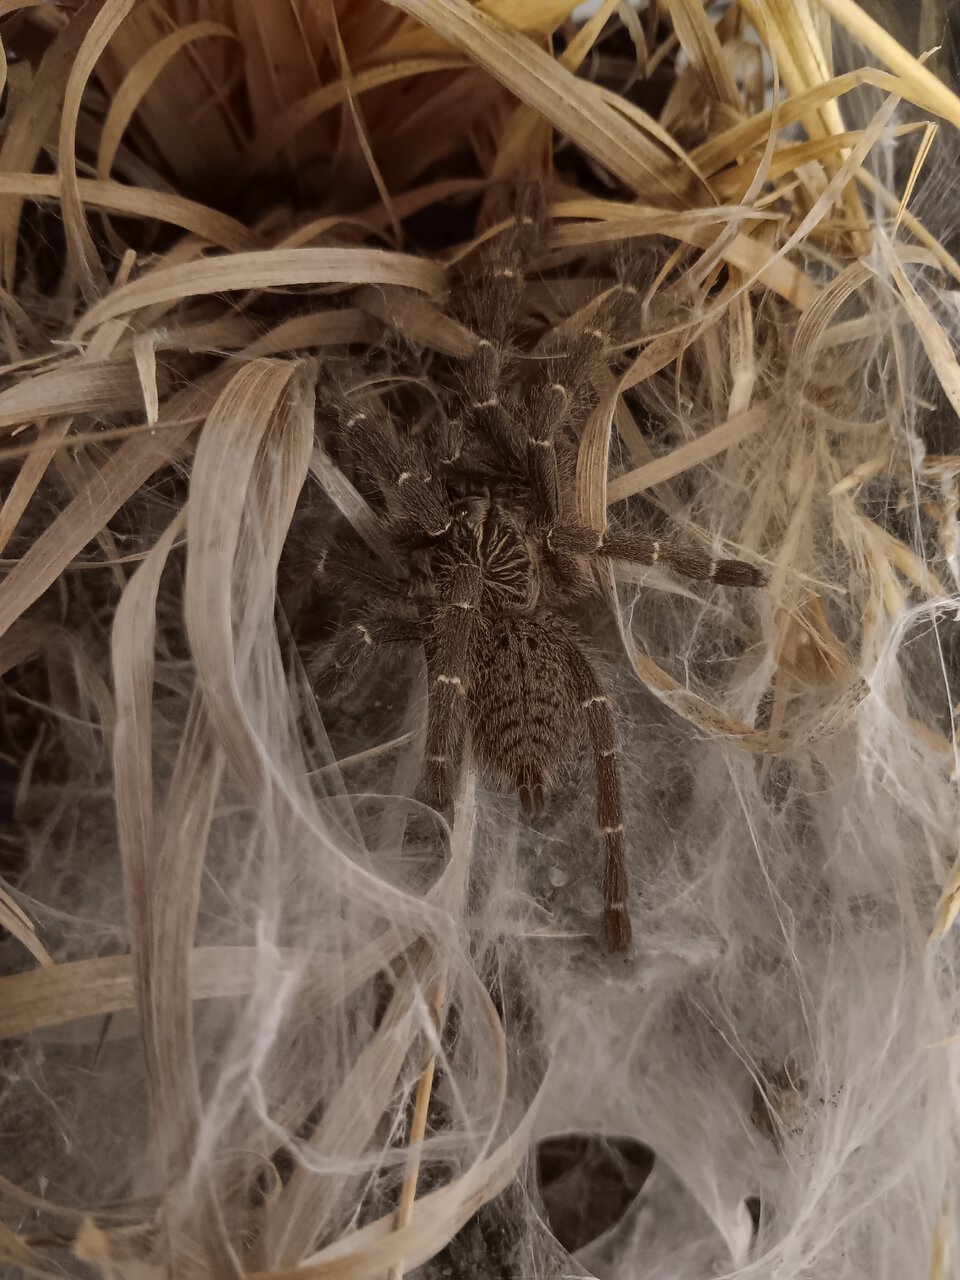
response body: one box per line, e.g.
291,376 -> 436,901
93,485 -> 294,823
0,356 -> 147,431
812,0 -> 960,132
384,0 -> 580,56
741,0 -> 840,138
562,0 -> 620,68
268,760 -> 484,1266
111,511 -> 239,1280
266,1089 -> 538,1280
735,87 -> 901,308
71,248 -> 445,339
184,359 -> 313,791
386,758 -> 487,1280
59,0 -> 138,300
266,944 -> 438,1265
893,121 -> 937,236
0,1219 -> 50,1276
352,285 -> 476,356
0,410 -> 195,641
0,173 -> 262,252
0,0 -> 102,287
242,309 -> 379,356
0,938 -> 416,1042
96,21 -> 239,183
608,401 -> 770,504
132,333 -> 159,423
663,0 -> 740,107
309,443 -> 385,553
145,695 -> 240,1275
240,57 -> 465,179
857,167 -> 960,289
549,206 -> 817,309
878,238 -> 960,422
577,374 -> 620,529
0,419 -> 70,555
693,66 -> 898,176
0,885 -> 51,968
385,0 -> 700,205
486,0 -> 618,179
0,954 -> 176,1041
112,509 -> 184,940
330,12 -> 402,244
387,1030 -> 442,1280
96,1 -> 241,180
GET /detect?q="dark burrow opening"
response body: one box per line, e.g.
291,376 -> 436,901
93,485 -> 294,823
537,1133 -> 656,1254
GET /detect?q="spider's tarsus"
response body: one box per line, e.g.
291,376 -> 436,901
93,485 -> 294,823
604,905 -> 632,952
712,560 -> 767,588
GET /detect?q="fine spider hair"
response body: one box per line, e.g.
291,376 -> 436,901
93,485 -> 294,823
310,201 -> 763,952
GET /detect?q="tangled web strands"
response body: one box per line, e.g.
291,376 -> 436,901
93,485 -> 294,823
1,1 -> 960,1278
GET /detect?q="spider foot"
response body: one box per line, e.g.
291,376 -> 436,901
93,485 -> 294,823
604,904 -> 632,952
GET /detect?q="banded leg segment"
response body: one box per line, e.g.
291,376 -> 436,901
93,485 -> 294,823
561,640 -> 632,952
423,563 -> 482,811
316,539 -> 413,602
317,386 -> 452,543
524,380 -> 574,524
596,532 -> 764,587
521,327 -> 607,523
463,336 -> 524,470
312,611 -> 422,700
459,193 -> 544,470
461,232 -> 525,468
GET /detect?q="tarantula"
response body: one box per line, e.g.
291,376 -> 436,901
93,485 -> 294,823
310,218 -> 763,951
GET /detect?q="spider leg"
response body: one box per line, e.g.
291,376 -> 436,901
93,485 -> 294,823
524,381 -> 571,523
317,384 -> 453,543
463,342 -> 523,469
315,538 -> 414,601
560,639 -> 632,953
311,607 -> 422,701
595,531 -> 765,587
519,314 -> 610,522
458,193 -> 544,470
422,563 -> 482,811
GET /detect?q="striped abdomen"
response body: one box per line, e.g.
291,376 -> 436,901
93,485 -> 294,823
469,616 -> 579,813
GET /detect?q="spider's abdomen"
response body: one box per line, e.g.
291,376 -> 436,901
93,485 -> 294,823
469,616 -> 580,814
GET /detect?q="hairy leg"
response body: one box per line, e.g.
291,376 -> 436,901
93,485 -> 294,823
422,562 -> 482,811
596,530 -> 765,587
458,191 -> 544,470
311,607 -> 422,700
521,326 -> 608,523
315,539 -> 414,602
560,638 -> 632,952
316,382 -> 453,544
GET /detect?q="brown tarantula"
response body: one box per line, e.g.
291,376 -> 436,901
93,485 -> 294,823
310,215 -> 763,951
